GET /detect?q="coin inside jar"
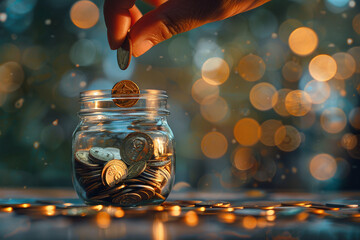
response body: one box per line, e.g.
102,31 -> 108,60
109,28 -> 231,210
89,147 -> 114,164
127,161 -> 147,179
104,147 -> 121,159
111,80 -> 139,108
101,160 -> 128,187
120,132 -> 154,165
112,192 -> 142,206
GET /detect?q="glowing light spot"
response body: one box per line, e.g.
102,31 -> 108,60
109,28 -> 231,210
349,108 -> 360,129
310,154 -> 337,181
320,108 -> 347,134
279,19 -> 303,43
2,207 -> 13,212
304,80 -> 331,104
70,0 -> 99,29
201,131 -> 228,159
184,211 -> 199,227
191,78 -> 219,104
153,219 -> 166,240
232,147 -> 256,171
200,96 -> 228,123
275,125 -> 301,152
353,14 -> 360,34
289,27 -> 318,56
348,47 -> 360,73
332,52 -> 356,80
243,216 -> 257,229
218,213 -> 236,223
170,206 -> 181,216
52,119 -> 59,126
96,212 -> 111,228
0,62 -> 24,93
285,90 -> 312,117
33,141 -> 40,149
249,82 -> 277,111
282,61 -> 303,82
114,209 -> 125,218
272,89 -> 291,117
201,57 -> 229,86
234,118 -> 261,146
260,119 -> 283,146
309,54 -> 337,81
237,54 -> 266,82
341,133 -> 358,150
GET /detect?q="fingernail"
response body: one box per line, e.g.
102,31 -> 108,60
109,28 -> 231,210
132,39 -> 154,57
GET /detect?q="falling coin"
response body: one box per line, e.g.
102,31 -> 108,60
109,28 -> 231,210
101,160 -> 128,187
127,161 -> 147,179
120,132 -> 154,165
112,80 -> 139,108
117,35 -> 132,70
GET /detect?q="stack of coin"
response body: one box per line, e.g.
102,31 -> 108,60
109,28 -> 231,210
74,132 -> 173,207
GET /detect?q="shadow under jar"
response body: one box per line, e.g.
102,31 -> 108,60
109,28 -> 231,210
72,89 -> 175,207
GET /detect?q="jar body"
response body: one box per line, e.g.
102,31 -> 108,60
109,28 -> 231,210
72,114 -> 175,207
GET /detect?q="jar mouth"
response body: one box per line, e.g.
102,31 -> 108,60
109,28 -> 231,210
80,89 -> 167,101
79,89 -> 169,116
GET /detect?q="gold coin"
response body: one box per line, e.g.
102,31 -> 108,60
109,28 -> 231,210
127,161 -> 147,179
120,132 -> 154,165
112,80 -> 139,108
101,160 -> 128,187
113,192 -> 142,206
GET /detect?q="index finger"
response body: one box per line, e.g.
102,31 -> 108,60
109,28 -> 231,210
104,0 -> 136,49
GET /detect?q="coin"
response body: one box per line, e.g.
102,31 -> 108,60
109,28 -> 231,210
127,161 -> 147,179
113,192 -> 142,206
101,160 -> 128,187
112,80 -> 139,108
104,147 -> 121,159
147,159 -> 171,167
75,151 -> 100,168
117,35 -> 132,70
89,147 -> 114,164
121,132 -> 154,165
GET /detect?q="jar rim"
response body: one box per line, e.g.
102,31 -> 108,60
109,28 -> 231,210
80,89 -> 167,100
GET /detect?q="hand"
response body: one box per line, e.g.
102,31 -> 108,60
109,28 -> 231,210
104,0 -> 271,57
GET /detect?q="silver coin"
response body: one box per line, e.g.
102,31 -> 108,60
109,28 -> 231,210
75,151 -> 100,168
120,132 -> 154,165
89,147 -> 114,164
147,159 -> 171,167
104,147 -> 121,159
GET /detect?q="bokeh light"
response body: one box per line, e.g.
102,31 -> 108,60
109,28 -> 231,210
200,96 -> 228,123
289,27 -> 318,56
275,125 -> 301,152
285,90 -> 312,117
310,154 -> 337,181
349,108 -> 360,130
320,108 -> 347,134
332,52 -> 356,80
304,80 -> 331,104
243,216 -> 257,229
234,118 -> 261,146
237,54 -> 266,82
249,82 -> 277,111
348,46 -> 360,73
191,78 -> 219,104
282,61 -> 303,82
353,13 -> 360,34
0,62 -> 24,93
232,147 -> 256,171
201,132 -> 228,159
272,89 -> 291,117
341,133 -> 357,150
201,57 -> 230,86
309,54 -> 337,81
278,19 -> 303,43
260,119 -> 283,146
70,0 -> 99,29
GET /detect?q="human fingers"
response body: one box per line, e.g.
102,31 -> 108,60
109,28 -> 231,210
104,0 -> 135,49
129,0 -> 271,57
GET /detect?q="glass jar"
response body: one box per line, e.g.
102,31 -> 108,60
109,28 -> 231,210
72,89 -> 175,207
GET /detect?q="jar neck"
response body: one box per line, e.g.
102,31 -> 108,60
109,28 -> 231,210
78,89 -> 169,119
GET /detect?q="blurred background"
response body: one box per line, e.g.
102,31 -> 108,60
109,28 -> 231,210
0,0 -> 359,192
